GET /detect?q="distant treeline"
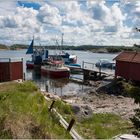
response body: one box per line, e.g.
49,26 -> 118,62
0,44 -> 9,49
0,43 -> 140,53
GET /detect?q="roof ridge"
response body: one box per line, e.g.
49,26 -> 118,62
113,51 -> 140,63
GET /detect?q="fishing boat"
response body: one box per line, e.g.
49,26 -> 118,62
26,38 -> 34,69
51,33 -> 78,64
26,36 -> 78,69
26,38 -> 49,69
59,52 -> 77,64
41,60 -> 70,78
26,60 -> 34,69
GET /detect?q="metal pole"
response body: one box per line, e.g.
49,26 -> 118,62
61,33 -> 64,51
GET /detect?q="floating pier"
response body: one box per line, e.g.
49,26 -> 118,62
70,61 -> 114,82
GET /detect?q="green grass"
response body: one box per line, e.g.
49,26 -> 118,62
0,81 -> 71,139
74,113 -> 132,139
49,100 -> 133,139
54,100 -> 75,123
0,81 -> 133,139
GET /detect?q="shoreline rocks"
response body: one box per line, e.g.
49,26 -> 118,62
71,104 -> 93,119
62,92 -> 139,119
42,79 -> 139,120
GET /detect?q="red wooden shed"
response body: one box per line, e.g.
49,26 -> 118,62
0,58 -> 23,82
114,51 -> 140,81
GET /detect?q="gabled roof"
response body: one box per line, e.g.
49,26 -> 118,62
114,51 -> 140,63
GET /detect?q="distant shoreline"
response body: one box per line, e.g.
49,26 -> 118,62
0,44 -> 139,53
0,48 -> 120,53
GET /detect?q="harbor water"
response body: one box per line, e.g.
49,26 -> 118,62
0,49 -> 118,96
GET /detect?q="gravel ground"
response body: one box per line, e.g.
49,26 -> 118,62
42,78 -> 139,119
62,92 -> 139,119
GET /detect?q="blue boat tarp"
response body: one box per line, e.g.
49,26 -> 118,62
68,63 -> 81,67
26,39 -> 34,54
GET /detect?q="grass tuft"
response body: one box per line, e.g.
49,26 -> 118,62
0,81 -> 71,139
75,113 -> 132,139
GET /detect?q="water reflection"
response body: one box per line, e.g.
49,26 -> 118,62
0,50 -> 117,97
26,69 -> 90,97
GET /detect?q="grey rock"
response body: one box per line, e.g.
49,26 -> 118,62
71,105 -> 81,114
71,104 -> 93,119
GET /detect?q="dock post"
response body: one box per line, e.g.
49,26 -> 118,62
99,62 -> 101,77
23,73 -> 25,81
9,58 -> 11,81
82,61 -> 84,69
45,85 -> 48,92
49,100 -> 55,111
67,118 -> 75,132
21,58 -> 24,81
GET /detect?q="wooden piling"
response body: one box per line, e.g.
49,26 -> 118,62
49,100 -> 55,111
82,61 -> 84,69
67,118 -> 75,132
23,72 -> 25,81
83,69 -> 90,81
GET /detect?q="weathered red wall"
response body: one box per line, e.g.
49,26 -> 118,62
129,63 -> 140,81
0,61 -> 23,82
115,60 -> 140,81
0,62 -> 10,82
115,61 -> 130,79
10,62 -> 23,81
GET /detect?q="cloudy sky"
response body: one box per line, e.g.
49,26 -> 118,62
0,0 -> 140,46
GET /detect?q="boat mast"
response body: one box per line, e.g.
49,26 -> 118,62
61,33 -> 64,51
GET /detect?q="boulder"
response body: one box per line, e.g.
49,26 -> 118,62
71,104 -> 93,119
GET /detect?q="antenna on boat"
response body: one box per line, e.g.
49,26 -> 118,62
61,33 -> 64,51
55,39 -> 59,47
33,35 -> 35,49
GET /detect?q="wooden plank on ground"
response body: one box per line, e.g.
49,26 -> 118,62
52,108 -> 83,140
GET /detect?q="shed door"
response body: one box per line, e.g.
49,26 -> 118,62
0,62 -> 10,82
115,61 -> 130,79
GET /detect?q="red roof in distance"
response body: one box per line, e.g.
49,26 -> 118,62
114,51 -> 140,63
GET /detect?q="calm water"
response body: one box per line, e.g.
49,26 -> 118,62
0,49 -> 117,96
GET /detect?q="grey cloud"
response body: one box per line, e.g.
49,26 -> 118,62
90,4 -> 105,20
37,4 -> 62,26
0,16 -> 18,28
104,26 -> 118,32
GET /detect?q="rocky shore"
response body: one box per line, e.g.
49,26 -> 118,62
62,93 -> 138,119
42,79 -> 139,120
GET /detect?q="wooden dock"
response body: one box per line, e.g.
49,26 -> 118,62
70,61 -> 115,81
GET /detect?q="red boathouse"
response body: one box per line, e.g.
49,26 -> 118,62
0,58 -> 23,82
114,51 -> 140,81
